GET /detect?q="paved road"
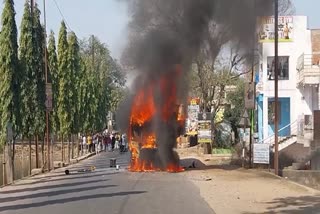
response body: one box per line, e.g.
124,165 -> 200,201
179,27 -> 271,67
0,151 -> 214,214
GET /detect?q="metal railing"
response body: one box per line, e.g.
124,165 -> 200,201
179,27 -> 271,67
258,120 -> 298,145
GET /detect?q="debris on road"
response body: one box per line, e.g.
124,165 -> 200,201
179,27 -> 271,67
65,166 -> 96,175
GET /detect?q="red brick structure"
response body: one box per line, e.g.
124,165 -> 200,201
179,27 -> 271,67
311,29 -> 320,65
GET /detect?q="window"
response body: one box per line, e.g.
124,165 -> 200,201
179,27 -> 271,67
267,56 -> 289,80
268,100 -> 281,125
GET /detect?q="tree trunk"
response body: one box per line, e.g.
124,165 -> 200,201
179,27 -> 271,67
77,134 -> 80,158
35,135 -> 39,168
12,139 -> 15,181
68,135 -> 71,163
51,134 -> 54,169
41,135 -> 45,169
203,143 -> 212,154
4,143 -> 13,184
21,138 -> 24,178
71,135 -> 74,159
2,150 -> 6,186
29,138 -> 32,175
61,135 -> 64,163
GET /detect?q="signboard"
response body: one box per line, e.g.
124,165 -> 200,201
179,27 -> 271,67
253,143 -> 270,164
258,16 -> 293,43
244,82 -> 255,110
186,98 -> 200,135
187,105 -> 199,121
189,97 -> 200,105
186,105 -> 199,134
198,112 -> 212,121
198,119 -> 212,144
45,83 -> 53,111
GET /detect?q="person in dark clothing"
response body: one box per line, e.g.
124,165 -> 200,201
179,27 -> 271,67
119,136 -> 124,152
111,135 -> 116,151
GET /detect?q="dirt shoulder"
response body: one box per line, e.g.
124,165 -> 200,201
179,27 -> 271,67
178,150 -> 320,214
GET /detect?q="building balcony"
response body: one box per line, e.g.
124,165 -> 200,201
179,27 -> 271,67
296,54 -> 320,86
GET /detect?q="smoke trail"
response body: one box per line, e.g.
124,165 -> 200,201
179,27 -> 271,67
118,0 -> 273,169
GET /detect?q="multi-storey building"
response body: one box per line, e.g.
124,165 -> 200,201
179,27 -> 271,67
256,16 -> 315,143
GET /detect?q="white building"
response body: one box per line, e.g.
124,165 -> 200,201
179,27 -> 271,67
256,16 -> 316,143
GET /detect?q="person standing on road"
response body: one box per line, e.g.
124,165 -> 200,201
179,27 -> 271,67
122,134 -> 127,151
94,134 -> 99,154
87,134 -> 93,153
107,134 -> 112,151
111,134 -> 116,151
82,134 -> 87,154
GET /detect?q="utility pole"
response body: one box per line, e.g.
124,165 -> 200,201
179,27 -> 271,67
30,0 -> 35,176
249,0 -> 257,168
43,0 -> 51,171
274,0 -> 279,176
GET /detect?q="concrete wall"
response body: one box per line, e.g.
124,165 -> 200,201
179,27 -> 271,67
258,16 -> 312,140
283,169 -> 320,190
302,85 -> 319,115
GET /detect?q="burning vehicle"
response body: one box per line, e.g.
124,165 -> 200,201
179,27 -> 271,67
118,0 -> 272,173
128,64 -> 186,172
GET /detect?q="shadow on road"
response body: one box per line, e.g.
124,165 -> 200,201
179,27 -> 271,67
243,195 -> 320,214
180,158 -> 241,171
9,172 -> 120,187
0,191 -> 147,212
0,178 -> 110,194
0,184 -> 117,203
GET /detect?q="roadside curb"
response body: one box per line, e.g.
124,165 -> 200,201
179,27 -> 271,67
0,152 -> 97,188
250,169 -> 320,194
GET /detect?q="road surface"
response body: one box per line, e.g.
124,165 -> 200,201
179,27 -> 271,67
0,151 -> 214,214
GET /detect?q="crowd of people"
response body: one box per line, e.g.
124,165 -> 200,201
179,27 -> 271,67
80,131 -> 128,154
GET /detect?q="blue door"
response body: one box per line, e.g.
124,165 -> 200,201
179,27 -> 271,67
268,98 -> 291,137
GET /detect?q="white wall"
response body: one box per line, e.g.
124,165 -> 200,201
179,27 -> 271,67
260,16 -> 312,138
301,85 -> 319,115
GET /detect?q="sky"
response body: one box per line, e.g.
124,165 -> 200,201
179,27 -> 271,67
1,0 -> 130,59
1,0 -> 319,60
292,0 -> 320,29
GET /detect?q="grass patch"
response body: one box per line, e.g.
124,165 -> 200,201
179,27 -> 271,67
212,148 -> 235,154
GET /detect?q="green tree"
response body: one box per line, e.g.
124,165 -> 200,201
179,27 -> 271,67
48,30 -> 59,133
57,21 -> 72,137
77,59 -> 89,133
67,32 -> 81,135
79,36 -> 126,133
19,0 -> 37,139
224,79 -> 245,140
0,0 -> 19,146
33,3 -> 46,137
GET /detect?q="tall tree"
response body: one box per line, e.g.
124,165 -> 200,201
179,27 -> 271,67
33,3 -> 46,138
77,59 -> 88,134
0,0 -> 19,183
57,21 -> 71,137
67,32 -> 80,135
80,36 -> 126,132
0,0 -> 19,146
19,0 -> 37,140
48,30 -> 59,133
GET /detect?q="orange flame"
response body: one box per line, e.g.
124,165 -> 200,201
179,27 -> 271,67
128,65 -> 185,173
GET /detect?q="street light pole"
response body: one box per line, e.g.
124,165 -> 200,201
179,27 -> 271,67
274,0 -> 279,176
249,0 -> 257,169
43,0 -> 50,171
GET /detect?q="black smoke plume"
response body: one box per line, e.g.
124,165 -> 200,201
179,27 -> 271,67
117,0 -> 273,169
